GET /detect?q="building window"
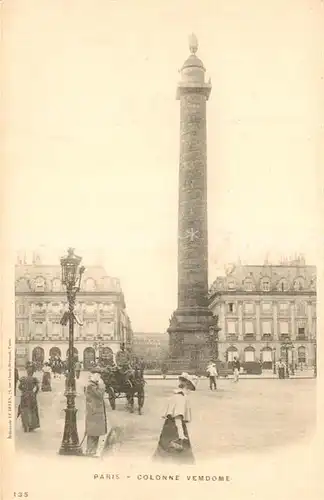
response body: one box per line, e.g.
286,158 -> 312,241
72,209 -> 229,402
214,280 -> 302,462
279,321 -> 289,335
51,322 -> 61,337
227,280 -> 236,290
226,347 -> 238,362
18,322 -> 25,337
296,301 -> 306,316
228,302 -> 235,314
260,278 -> 271,292
261,302 -> 272,313
85,278 -> 96,292
17,303 -> 25,315
261,349 -> 272,363
293,278 -> 304,291
35,277 -> 45,292
34,321 -> 44,336
310,277 -> 316,291
279,302 -> 289,313
227,321 -> 237,335
84,302 -> 97,314
244,321 -> 254,335
16,278 -> 29,292
298,327 -> 306,338
86,321 -> 97,336
244,303 -> 254,314
262,321 -> 272,335
244,347 -> 255,362
298,346 -> 306,364
51,302 -> 62,314
100,321 -> 114,336
243,279 -> 253,291
278,279 -> 289,292
280,346 -> 287,359
52,279 -> 61,292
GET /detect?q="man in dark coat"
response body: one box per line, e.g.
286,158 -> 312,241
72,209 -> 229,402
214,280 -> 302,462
233,357 -> 241,383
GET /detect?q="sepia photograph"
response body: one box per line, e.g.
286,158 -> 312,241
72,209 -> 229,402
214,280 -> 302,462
1,1 -> 323,499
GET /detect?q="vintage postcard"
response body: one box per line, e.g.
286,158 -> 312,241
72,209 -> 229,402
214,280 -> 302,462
1,1 -> 323,499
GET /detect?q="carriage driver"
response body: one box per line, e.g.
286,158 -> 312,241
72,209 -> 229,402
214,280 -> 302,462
115,343 -> 133,386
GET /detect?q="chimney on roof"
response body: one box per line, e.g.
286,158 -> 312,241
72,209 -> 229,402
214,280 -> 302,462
32,251 -> 41,265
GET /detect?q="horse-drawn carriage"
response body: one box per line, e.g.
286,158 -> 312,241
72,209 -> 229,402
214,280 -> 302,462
100,363 -> 145,415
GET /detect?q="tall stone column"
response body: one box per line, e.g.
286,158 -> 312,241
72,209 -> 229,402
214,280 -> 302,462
168,35 -> 214,370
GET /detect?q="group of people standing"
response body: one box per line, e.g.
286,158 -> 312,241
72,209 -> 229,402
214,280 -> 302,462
206,356 -> 241,389
15,358 -> 83,434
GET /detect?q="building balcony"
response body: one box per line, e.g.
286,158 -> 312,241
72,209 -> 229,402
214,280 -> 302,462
226,334 -> 238,341
279,334 -> 291,342
261,334 -> 273,341
296,335 -> 308,341
244,334 -> 256,341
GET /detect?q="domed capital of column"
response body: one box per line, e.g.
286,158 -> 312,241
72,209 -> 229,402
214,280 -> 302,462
177,34 -> 212,99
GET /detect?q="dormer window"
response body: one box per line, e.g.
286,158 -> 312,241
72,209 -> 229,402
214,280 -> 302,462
52,278 -> 61,292
260,277 -> 271,292
85,278 -> 96,292
243,278 -> 253,291
227,280 -> 236,290
278,279 -> 289,292
35,277 -> 45,292
293,278 -> 304,291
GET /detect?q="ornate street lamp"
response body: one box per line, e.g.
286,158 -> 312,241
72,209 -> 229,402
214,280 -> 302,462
281,340 -> 294,378
208,316 -> 221,362
272,347 -> 277,375
59,248 -> 85,456
291,346 -> 295,376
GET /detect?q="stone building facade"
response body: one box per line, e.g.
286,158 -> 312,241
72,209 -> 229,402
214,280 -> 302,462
15,261 -> 133,369
208,258 -> 316,368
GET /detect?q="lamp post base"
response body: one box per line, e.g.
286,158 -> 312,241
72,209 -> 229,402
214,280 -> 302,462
59,407 -> 83,456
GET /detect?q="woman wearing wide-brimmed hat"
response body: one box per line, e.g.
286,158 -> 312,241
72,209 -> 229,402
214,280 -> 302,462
153,372 -> 196,464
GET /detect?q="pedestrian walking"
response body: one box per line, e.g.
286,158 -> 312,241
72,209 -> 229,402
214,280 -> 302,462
206,361 -> 218,390
278,359 -> 286,379
161,362 -> 168,380
75,360 -> 81,380
85,372 -> 108,456
233,357 -> 240,383
153,372 -> 196,464
41,363 -> 52,392
17,366 -> 40,432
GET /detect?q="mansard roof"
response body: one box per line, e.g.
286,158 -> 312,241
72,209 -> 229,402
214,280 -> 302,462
209,263 -> 316,296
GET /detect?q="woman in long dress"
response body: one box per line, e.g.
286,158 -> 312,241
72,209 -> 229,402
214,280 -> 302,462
153,372 -> 196,464
41,362 -> 52,392
18,366 -> 40,432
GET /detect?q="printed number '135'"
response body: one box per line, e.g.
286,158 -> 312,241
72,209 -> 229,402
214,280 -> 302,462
14,493 -> 28,497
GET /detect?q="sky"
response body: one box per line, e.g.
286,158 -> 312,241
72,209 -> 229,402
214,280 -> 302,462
3,0 -> 323,332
